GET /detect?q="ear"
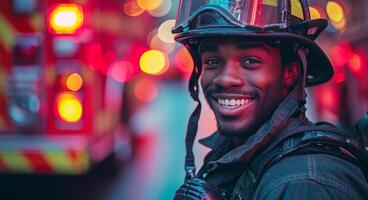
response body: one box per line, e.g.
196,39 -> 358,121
283,62 -> 299,87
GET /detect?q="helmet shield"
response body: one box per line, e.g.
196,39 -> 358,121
173,0 -> 308,32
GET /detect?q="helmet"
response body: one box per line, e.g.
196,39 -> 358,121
172,0 -> 333,87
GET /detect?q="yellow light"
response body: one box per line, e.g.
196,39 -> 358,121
157,19 -> 176,44
49,4 -> 84,34
137,0 -> 163,11
331,18 -> 346,30
123,0 -> 144,17
148,0 -> 172,17
57,92 -> 83,122
326,1 -> 344,22
66,73 -> 83,92
309,6 -> 322,19
139,50 -> 168,75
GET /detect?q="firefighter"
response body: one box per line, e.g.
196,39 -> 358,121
172,0 -> 368,199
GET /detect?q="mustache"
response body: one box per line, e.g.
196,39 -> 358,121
204,86 -> 259,97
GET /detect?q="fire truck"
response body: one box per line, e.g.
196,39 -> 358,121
0,0 -> 133,175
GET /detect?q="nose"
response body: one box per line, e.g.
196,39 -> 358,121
213,61 -> 245,88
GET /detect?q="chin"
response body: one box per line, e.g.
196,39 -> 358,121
217,122 -> 255,138
217,120 -> 263,139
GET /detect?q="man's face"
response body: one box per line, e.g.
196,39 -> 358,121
200,39 -> 291,138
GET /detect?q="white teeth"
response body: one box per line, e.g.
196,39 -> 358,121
230,99 -> 236,106
217,98 -> 253,107
225,99 -> 230,106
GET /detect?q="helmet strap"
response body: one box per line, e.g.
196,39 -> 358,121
184,55 -> 202,179
296,46 -> 308,112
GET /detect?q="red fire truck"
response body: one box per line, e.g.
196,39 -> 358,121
0,0 -> 132,174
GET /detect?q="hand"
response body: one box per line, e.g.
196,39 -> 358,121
174,178 -> 224,200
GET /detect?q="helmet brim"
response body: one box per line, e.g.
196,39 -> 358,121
175,29 -> 333,87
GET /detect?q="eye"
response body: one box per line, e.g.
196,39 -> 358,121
241,58 -> 261,69
203,57 -> 223,69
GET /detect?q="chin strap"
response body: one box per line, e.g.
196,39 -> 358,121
184,56 -> 202,179
185,101 -> 201,179
296,47 -> 308,111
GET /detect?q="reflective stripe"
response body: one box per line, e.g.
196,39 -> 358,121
0,13 -> 16,52
23,150 -> 54,172
291,0 -> 304,19
0,149 -> 90,174
43,150 -> 77,174
43,150 -> 90,174
263,0 -> 277,7
263,0 -> 304,19
1,151 -> 33,172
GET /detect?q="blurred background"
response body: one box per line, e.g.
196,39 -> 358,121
0,0 -> 367,199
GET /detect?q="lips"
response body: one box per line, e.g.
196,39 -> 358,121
211,93 -> 255,116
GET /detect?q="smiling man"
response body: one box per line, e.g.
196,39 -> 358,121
200,40 -> 294,141
172,0 -> 368,200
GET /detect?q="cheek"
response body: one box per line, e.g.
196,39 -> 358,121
249,70 -> 284,98
200,72 -> 214,91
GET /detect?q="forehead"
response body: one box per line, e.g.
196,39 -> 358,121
199,38 -> 277,54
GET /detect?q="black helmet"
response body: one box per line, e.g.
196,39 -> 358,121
172,0 -> 333,86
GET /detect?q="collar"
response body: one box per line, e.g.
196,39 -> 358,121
199,131 -> 226,149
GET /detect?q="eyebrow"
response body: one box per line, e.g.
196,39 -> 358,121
236,43 -> 271,54
199,42 -> 271,54
199,43 -> 219,53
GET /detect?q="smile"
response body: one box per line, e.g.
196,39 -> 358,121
211,93 -> 255,116
217,98 -> 253,108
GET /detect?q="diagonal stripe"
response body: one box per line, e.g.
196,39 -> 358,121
23,150 -> 54,173
0,65 -> 5,96
0,13 -> 16,52
0,155 -> 7,171
43,150 -> 75,174
1,151 -> 33,172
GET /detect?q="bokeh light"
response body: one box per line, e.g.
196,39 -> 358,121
56,92 -> 83,122
148,0 -> 172,17
331,18 -> 346,30
49,4 -> 84,34
137,0 -> 163,11
174,48 -> 194,79
348,53 -> 362,73
157,19 -> 176,44
139,50 -> 168,75
331,43 -> 351,67
309,6 -> 322,19
66,73 -> 83,92
326,1 -> 345,22
123,0 -> 144,17
134,78 -> 158,102
149,34 -> 175,54
111,60 -> 136,83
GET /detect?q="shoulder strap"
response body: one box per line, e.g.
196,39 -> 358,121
232,127 -> 368,200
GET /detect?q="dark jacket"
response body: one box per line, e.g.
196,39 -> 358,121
197,90 -> 368,200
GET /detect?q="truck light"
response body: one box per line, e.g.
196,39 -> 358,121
56,92 -> 83,123
66,73 -> 83,92
49,4 -> 84,34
